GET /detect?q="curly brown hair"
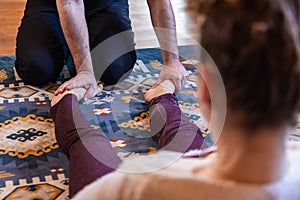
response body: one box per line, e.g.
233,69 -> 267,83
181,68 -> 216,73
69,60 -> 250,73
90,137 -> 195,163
187,0 -> 300,129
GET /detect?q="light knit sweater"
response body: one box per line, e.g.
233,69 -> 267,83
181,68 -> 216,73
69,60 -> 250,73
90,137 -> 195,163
73,141 -> 300,200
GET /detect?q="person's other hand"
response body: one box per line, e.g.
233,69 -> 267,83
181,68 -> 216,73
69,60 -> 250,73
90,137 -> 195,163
54,71 -> 102,101
156,60 -> 189,94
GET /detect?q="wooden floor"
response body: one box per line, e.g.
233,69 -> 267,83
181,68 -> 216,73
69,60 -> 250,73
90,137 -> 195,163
0,0 -> 197,56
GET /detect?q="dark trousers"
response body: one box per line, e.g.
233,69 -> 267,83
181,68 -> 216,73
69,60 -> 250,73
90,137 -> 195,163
50,93 -> 205,197
15,0 -> 136,86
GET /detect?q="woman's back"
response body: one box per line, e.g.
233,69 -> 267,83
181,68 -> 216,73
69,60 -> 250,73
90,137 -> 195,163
73,141 -> 300,200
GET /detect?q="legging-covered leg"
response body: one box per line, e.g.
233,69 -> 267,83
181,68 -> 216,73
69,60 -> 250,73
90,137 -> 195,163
50,93 -> 204,196
50,94 -> 121,197
149,93 -> 205,152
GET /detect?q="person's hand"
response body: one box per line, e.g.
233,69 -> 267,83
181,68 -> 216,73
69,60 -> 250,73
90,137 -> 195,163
54,71 -> 102,101
156,60 -> 189,94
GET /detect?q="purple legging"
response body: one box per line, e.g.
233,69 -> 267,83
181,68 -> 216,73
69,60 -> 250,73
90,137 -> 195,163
50,93 -> 204,197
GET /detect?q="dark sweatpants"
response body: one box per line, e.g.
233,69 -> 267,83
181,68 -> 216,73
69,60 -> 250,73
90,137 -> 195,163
50,94 -> 205,197
15,0 -> 136,86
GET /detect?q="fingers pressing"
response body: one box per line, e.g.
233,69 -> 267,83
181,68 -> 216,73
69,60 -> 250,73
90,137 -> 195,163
55,83 -> 68,95
83,86 -> 96,101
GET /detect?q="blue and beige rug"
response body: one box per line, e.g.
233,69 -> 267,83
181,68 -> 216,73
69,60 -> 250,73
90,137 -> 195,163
0,46 -> 299,199
0,46 -> 214,199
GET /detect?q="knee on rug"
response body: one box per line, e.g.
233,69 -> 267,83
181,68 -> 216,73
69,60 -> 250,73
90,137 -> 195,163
15,47 -> 64,85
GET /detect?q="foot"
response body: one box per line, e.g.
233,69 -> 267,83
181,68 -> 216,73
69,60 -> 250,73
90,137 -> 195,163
144,80 -> 175,102
51,88 -> 87,107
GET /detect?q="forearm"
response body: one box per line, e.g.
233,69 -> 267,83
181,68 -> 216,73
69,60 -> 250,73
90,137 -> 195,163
56,0 -> 93,73
147,0 -> 179,64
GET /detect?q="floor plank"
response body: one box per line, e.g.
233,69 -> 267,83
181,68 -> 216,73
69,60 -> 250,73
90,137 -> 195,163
0,0 -> 196,55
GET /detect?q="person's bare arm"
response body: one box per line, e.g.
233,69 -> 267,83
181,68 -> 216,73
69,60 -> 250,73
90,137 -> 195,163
147,0 -> 188,93
55,0 -> 101,100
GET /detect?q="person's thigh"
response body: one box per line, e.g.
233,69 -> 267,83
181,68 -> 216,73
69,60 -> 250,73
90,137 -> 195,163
87,2 -> 136,85
15,10 -> 68,85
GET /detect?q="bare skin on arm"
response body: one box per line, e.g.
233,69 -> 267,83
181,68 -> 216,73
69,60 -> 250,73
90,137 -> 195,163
55,0 -> 187,101
147,0 -> 189,93
55,0 -> 101,101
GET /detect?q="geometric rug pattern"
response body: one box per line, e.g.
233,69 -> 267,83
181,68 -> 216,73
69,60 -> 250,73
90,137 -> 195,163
0,46 -> 299,199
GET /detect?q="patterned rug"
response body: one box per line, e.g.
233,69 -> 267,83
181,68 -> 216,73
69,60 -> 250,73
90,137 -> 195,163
0,46 -> 213,199
0,46 -> 299,199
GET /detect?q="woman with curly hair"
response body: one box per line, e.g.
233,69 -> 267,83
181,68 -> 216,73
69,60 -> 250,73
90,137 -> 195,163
50,0 -> 300,199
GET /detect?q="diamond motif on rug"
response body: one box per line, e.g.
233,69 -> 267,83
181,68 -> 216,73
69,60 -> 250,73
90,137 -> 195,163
4,183 -> 64,199
0,114 -> 57,158
0,86 -> 37,99
91,107 -> 113,116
